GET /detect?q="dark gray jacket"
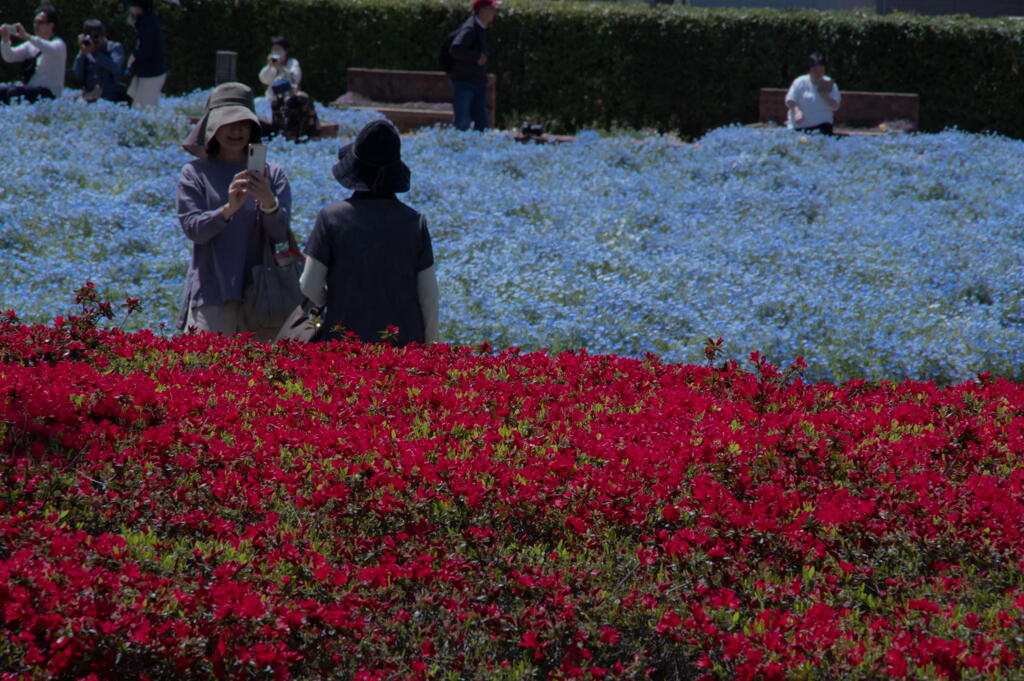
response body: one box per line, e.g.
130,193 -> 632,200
449,14 -> 489,85
304,193 -> 434,346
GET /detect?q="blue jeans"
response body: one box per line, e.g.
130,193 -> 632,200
452,80 -> 488,132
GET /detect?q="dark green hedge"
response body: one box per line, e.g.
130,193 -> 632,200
2,0 -> 1024,136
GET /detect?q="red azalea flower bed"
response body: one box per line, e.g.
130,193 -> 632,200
1,312 -> 1023,680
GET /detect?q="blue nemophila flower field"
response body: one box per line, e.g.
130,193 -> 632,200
1,91 -> 1022,383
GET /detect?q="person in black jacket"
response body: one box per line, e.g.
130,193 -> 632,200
124,0 -> 166,108
448,0 -> 499,131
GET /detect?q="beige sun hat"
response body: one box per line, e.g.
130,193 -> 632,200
182,82 -> 261,157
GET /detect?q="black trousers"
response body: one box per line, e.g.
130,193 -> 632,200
0,85 -> 55,104
796,122 -> 834,136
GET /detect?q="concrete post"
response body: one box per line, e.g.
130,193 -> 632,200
214,50 -> 237,85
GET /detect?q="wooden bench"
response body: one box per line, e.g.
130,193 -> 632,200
332,67 -> 496,132
758,88 -> 920,132
314,122 -> 339,138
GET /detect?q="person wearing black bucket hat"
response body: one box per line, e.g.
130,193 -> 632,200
299,119 -> 439,345
176,82 -> 293,340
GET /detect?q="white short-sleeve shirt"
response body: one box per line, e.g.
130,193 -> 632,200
785,74 -> 840,129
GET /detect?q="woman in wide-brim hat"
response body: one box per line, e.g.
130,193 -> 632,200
299,118 -> 439,345
176,81 -> 293,339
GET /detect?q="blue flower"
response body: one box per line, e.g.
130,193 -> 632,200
1,93 -> 1023,383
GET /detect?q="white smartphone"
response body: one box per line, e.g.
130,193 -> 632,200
247,143 -> 267,176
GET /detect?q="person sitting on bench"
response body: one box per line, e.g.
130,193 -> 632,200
785,52 -> 840,135
258,36 -> 301,102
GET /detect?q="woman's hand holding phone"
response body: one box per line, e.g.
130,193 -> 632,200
221,170 -> 254,221
244,143 -> 276,211
219,145 -> 275,221
248,170 -> 276,209
221,170 -> 275,221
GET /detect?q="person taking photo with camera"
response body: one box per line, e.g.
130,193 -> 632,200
257,36 -> 301,102
0,5 -> 66,104
72,19 -> 127,103
177,82 -> 294,340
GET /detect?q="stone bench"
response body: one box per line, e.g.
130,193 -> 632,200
758,87 -> 920,132
332,67 -> 496,132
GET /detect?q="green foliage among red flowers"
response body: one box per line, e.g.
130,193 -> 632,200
1,293 -> 1024,680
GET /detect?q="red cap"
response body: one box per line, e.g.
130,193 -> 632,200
471,0 -> 501,9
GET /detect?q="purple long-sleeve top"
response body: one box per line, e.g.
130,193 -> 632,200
177,158 -> 292,308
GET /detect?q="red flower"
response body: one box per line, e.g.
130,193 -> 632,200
655,610 -> 682,633
565,516 -> 588,535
